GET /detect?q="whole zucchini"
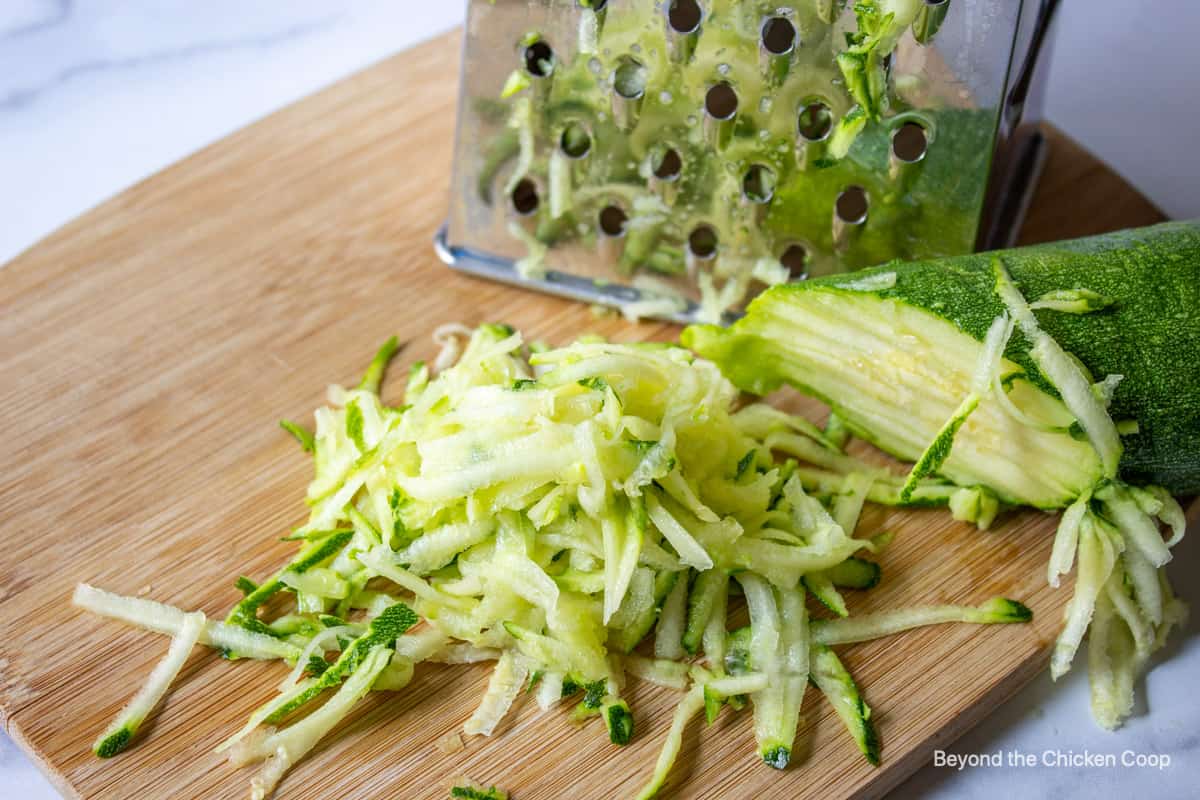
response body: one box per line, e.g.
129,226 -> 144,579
684,222 -> 1200,507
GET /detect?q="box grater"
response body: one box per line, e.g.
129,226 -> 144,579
436,0 -> 1060,323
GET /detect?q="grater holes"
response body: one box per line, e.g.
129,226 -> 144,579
797,101 -> 833,142
743,164 -> 776,204
761,17 -> 796,55
523,39 -> 555,78
560,122 -> 592,158
688,225 -> 719,259
667,0 -> 703,33
892,121 -> 928,163
599,205 -> 628,236
705,83 -> 738,120
613,57 -> 648,99
653,148 -> 683,181
510,179 -> 540,215
835,186 -> 869,225
780,244 -> 808,278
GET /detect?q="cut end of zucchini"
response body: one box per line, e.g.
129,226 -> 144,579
582,680 -> 607,710
862,721 -> 881,766
761,744 -> 791,770
604,700 -> 635,745
979,597 -> 1033,624
686,286 -> 1102,508
94,727 -> 133,759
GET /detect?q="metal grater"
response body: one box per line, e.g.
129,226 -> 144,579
436,0 -> 1060,323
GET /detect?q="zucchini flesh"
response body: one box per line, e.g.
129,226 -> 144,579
803,571 -> 848,617
738,573 -> 794,767
464,651 -> 530,737
992,258 -> 1121,478
610,568 -> 678,654
898,313 -> 1011,502
622,655 -> 690,690
682,569 -> 727,654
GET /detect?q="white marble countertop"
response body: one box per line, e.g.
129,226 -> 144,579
2,2 -> 1197,798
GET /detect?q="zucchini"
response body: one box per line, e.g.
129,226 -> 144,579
811,597 -> 1032,645
622,654 -> 690,690
681,569 -> 727,655
685,222 -> 1200,503
608,568 -> 679,654
263,602 -> 418,724
634,686 -> 706,800
809,644 -> 879,765
242,645 -> 395,798
451,783 -> 508,800
603,699 -> 635,745
803,571 -> 848,617
823,556 -> 881,590
653,570 -> 690,660
93,611 -> 205,757
686,224 -> 1194,730
226,530 -> 355,641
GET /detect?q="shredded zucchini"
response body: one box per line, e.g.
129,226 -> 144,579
653,574 -> 689,661
74,584 -> 299,662
245,646 -> 394,800
1045,480 -> 1186,727
464,651 -> 530,737
634,686 -> 705,800
76,326 -> 1047,798
993,257 -> 1123,477
811,597 -> 1032,645
810,644 -> 878,765
93,611 -> 205,757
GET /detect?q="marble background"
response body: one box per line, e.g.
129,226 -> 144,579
2,2 -> 1197,798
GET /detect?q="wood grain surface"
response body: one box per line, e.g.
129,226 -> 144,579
0,29 -> 1174,800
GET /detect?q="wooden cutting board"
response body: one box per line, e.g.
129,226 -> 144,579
0,29 -> 1173,800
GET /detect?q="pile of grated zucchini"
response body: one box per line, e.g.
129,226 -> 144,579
76,323 -> 1045,799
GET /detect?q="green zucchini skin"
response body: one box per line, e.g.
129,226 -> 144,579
685,222 -> 1200,497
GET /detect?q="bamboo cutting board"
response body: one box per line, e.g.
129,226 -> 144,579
0,30 -> 1173,800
